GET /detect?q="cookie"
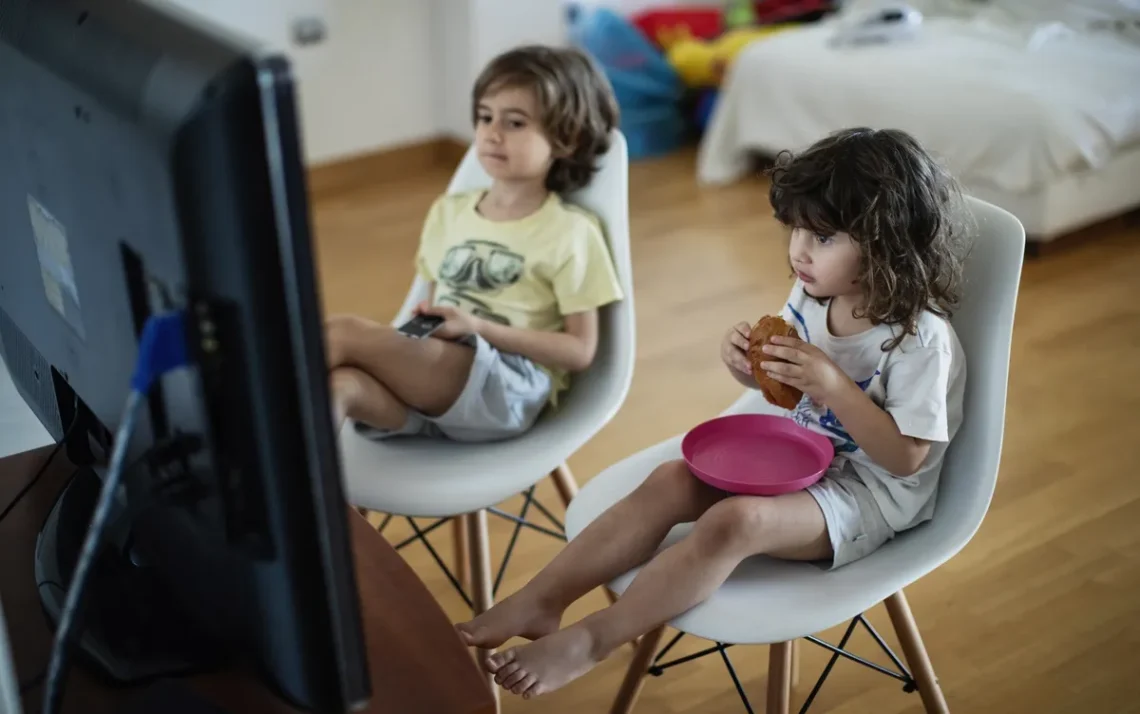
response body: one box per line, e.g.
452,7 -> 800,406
747,315 -> 804,410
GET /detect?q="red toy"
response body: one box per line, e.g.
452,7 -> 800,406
631,1 -> 834,49
632,7 -> 723,49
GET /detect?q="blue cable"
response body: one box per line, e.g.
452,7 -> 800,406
42,311 -> 191,714
130,311 -> 189,393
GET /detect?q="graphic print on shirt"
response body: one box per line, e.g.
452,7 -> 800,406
786,302 -> 811,344
793,370 -> 880,453
436,239 -> 524,326
786,298 -> 880,453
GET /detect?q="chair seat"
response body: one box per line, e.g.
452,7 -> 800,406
339,412 -> 592,518
565,432 -> 944,645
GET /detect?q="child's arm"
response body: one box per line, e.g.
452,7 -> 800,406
759,336 -> 932,477
823,386 -> 931,477
415,304 -> 599,373
478,310 -> 598,373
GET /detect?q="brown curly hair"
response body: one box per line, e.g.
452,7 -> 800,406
768,128 -> 968,350
472,45 -> 619,193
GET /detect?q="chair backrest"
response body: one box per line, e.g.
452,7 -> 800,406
876,196 -> 1024,577
930,197 -> 1025,545
394,131 -> 636,440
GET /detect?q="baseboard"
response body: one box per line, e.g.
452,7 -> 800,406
307,137 -> 468,200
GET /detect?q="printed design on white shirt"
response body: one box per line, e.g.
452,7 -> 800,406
791,370 -> 879,453
793,369 -> 880,453
786,303 -> 811,343
785,298 -> 880,454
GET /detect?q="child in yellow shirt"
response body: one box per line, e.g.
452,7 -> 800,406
325,46 -> 624,442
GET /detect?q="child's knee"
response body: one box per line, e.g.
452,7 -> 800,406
642,459 -> 692,491
325,313 -> 363,341
639,459 -> 709,503
325,315 -> 393,366
331,366 -> 406,425
330,367 -> 366,406
635,459 -> 719,518
692,497 -> 772,552
325,315 -> 357,365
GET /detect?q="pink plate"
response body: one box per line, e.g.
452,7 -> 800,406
682,414 -> 834,496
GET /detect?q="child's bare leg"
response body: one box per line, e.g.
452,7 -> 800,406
489,491 -> 830,699
330,366 -> 408,433
324,314 -> 474,417
456,459 -> 725,648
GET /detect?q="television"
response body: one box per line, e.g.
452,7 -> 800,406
0,0 -> 370,711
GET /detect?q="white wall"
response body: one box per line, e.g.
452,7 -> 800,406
154,0 -> 576,162
434,0 -> 570,141
156,0 -> 437,165
294,0 -> 436,163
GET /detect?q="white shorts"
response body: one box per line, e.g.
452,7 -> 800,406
354,333 -> 552,443
806,469 -> 895,569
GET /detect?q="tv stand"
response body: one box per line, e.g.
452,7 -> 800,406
2,446 -> 496,714
34,466 -> 218,685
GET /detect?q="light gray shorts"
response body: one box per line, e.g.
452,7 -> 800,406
354,333 -> 552,443
806,469 -> 895,569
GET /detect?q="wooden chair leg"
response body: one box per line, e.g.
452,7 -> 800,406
767,641 -> 793,714
465,510 -> 499,712
884,590 -> 949,714
452,515 -> 469,591
790,638 -> 801,688
609,625 -> 665,714
549,463 -> 579,506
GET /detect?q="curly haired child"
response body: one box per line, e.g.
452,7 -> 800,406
458,127 -> 969,700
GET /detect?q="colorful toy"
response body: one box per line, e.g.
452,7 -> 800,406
632,1 -> 834,50
567,4 -> 689,160
724,0 -> 758,29
660,24 -> 793,88
631,7 -> 724,48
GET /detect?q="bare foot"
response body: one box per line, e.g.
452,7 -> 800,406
485,625 -> 602,699
455,591 -> 562,649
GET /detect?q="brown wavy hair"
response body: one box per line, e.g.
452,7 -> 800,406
768,128 -> 968,350
473,45 -> 619,193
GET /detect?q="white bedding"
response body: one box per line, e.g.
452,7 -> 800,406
697,12 -> 1140,196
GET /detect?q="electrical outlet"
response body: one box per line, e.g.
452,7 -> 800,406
291,16 -> 326,46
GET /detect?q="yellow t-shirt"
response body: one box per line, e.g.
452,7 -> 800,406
415,190 -> 625,398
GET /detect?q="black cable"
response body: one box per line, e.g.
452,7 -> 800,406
0,442 -> 64,525
41,310 -> 188,714
0,397 -> 81,526
41,392 -> 146,714
16,586 -> 67,697
19,670 -> 45,695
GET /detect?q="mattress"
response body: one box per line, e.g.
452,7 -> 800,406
968,142 -> 1140,239
697,16 -> 1140,198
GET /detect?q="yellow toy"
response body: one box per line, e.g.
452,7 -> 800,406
658,25 -> 794,88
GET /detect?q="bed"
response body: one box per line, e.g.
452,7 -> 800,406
697,2 -> 1140,242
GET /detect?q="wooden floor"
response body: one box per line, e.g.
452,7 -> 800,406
311,147 -> 1140,714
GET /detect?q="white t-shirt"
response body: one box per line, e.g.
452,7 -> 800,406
778,281 -> 967,531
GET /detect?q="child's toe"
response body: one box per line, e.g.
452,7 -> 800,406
513,674 -> 538,697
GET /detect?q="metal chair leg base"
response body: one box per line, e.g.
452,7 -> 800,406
617,591 -> 947,714
365,464 -> 578,610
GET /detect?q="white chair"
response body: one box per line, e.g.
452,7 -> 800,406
337,131 -> 635,689
565,196 -> 1025,714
